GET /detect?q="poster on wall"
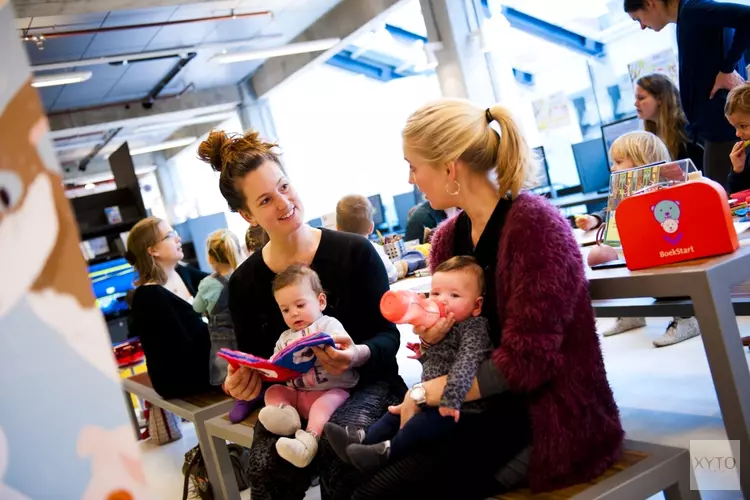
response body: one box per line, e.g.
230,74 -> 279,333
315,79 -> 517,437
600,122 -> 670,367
0,1 -> 149,498
627,49 -> 679,88
532,92 -> 572,131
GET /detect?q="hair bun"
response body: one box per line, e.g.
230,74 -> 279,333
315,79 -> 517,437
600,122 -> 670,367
198,130 -> 230,173
198,129 -> 278,174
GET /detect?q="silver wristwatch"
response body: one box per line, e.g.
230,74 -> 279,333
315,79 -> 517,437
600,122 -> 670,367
410,382 -> 427,408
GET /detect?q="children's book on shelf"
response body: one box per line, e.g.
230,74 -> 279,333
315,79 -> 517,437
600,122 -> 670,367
217,332 -> 335,382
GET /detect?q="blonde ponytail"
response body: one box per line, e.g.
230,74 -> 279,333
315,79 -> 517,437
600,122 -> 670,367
487,105 -> 537,198
206,229 -> 243,271
403,98 -> 535,200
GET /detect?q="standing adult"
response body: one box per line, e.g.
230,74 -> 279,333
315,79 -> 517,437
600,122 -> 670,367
198,130 -> 406,500
126,217 -> 212,399
349,99 -> 623,499
635,73 -> 704,168
624,0 -> 750,187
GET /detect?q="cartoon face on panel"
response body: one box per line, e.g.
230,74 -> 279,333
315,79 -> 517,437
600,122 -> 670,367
652,200 -> 681,223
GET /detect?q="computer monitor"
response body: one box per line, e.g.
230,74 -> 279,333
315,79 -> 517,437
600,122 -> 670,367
393,191 -> 419,230
531,146 -> 551,189
88,257 -> 137,319
572,139 -> 610,194
601,115 -> 642,165
368,194 -> 385,226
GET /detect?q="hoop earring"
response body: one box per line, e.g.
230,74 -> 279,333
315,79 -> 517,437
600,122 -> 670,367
445,180 -> 461,196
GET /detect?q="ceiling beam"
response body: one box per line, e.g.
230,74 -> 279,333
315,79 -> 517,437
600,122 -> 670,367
12,0 -> 238,19
250,0 -> 408,98
47,85 -> 241,135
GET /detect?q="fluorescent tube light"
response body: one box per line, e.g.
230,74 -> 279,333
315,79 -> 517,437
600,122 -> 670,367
31,71 -> 93,88
129,137 -> 197,155
211,38 -> 341,64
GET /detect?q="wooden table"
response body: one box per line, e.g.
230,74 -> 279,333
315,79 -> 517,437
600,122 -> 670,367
586,246 -> 750,497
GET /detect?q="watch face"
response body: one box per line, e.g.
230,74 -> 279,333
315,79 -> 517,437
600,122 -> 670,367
411,386 -> 426,401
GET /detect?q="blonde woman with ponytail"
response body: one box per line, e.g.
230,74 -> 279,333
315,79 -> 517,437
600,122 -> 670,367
353,99 -> 623,498
193,229 -> 243,315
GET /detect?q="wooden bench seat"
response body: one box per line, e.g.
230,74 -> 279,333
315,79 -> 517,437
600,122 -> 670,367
122,372 -> 235,497
497,440 -> 700,500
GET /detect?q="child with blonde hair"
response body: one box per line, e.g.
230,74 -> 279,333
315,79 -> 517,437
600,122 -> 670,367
577,131 -> 700,347
576,131 -> 670,232
726,83 -> 750,194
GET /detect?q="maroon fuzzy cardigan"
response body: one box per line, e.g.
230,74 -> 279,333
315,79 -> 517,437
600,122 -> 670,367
430,193 -> 624,492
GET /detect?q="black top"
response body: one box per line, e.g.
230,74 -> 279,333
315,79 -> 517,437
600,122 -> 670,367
130,266 -> 212,399
228,229 -> 405,389
452,198 -> 513,346
677,141 -> 705,171
405,202 -> 447,243
676,0 -> 750,142
728,155 -> 750,194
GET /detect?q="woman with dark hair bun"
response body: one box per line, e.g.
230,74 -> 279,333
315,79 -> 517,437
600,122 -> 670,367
198,130 -> 406,499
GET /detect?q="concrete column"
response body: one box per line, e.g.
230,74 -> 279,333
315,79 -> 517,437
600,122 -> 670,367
419,0 -> 497,105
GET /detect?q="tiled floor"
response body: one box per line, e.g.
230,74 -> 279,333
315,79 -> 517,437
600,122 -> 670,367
139,318 -> 749,499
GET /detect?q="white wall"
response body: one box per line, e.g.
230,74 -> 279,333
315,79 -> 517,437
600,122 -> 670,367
269,66 -> 442,223
158,114 -> 250,243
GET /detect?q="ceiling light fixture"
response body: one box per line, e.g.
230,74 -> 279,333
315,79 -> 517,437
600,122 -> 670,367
128,137 -> 198,156
211,38 -> 341,64
31,71 -> 93,88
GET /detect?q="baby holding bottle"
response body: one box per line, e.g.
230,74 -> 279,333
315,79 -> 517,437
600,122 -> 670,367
325,256 -> 493,473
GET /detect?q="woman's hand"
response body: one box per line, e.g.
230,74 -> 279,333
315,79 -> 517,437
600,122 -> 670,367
575,215 -> 599,231
224,364 -> 262,401
312,332 -> 369,375
388,390 -> 421,429
413,313 -> 455,346
730,141 -> 747,173
710,71 -> 745,99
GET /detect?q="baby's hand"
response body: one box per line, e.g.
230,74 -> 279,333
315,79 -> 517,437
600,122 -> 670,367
575,215 -> 599,231
439,407 -> 460,422
405,342 -> 422,359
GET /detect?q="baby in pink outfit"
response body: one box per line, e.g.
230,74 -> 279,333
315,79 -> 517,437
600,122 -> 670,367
258,264 -> 358,467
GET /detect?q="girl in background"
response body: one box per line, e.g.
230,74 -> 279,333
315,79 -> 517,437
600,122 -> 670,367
635,73 -> 704,170
576,131 -> 701,347
193,229 -> 243,316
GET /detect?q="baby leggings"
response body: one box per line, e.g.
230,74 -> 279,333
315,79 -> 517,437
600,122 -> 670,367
265,385 -> 349,435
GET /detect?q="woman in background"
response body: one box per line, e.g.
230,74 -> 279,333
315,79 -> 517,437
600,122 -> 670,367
635,73 -> 704,169
624,0 -> 750,187
126,217 -> 211,399
193,229 -> 243,316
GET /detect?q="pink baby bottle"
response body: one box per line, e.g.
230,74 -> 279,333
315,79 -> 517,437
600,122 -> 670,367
380,290 -> 446,328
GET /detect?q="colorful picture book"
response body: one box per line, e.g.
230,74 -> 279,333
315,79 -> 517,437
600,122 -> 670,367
217,332 -> 335,382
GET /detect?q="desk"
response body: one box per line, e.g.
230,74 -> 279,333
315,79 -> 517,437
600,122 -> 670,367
550,191 -> 609,209
587,246 -> 750,496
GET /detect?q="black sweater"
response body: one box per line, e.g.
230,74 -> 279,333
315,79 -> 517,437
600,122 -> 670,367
130,265 -> 212,399
676,0 -> 750,142
228,229 -> 405,389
